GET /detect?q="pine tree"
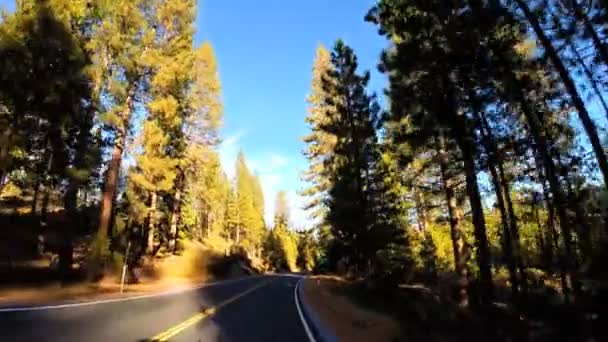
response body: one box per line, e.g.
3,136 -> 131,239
513,0 -> 608,190
188,42 -> 223,146
251,173 -> 266,243
128,0 -> 196,254
224,185 -> 239,243
177,41 -> 224,246
0,0 -> 96,276
367,0 -> 497,304
265,190 -> 298,271
235,151 -> 260,251
314,40 -> 387,275
90,0 -> 151,263
301,45 -> 336,222
274,191 -> 290,228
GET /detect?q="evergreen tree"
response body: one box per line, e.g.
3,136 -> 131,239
265,190 -> 298,271
0,0 -> 96,275
128,0 -> 196,254
224,184 -> 239,243
310,40 -> 403,277
251,173 -> 266,239
301,45 -> 336,222
235,151 -> 261,251
90,0 -> 151,263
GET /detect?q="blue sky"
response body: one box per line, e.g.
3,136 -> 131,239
196,1 -> 387,227
0,0 -> 386,228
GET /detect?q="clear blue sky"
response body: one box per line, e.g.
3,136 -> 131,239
0,0 -> 386,227
196,1 -> 387,227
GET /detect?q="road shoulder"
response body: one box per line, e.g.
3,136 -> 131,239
300,276 -> 402,342
0,276 -> 258,311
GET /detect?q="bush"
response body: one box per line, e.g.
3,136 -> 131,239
0,181 -> 22,200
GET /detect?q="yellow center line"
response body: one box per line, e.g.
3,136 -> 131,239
150,280 -> 270,341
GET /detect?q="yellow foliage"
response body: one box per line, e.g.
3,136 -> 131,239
279,233 -> 299,272
0,181 -> 22,199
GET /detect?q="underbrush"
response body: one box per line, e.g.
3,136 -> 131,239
155,239 -> 256,282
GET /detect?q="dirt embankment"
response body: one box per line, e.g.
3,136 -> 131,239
303,276 -> 403,342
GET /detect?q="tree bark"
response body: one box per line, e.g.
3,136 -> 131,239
498,163 -> 527,294
168,173 -> 183,254
64,109 -> 93,219
516,0 -> 608,190
515,86 -> 576,301
235,224 -> 240,244
96,90 -> 134,248
414,187 -> 428,232
0,126 -> 12,194
477,107 -> 528,295
473,100 -> 519,298
444,75 -> 493,306
534,150 -> 558,268
147,192 -> 158,255
439,135 -> 469,307
453,117 -> 494,306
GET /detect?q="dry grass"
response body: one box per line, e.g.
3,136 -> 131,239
156,240 -> 223,282
0,238 -> 259,307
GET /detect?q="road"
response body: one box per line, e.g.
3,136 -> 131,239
0,275 -> 313,341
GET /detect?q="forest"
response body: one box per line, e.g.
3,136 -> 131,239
301,0 -> 608,340
0,0 -> 310,286
1,0 -> 608,341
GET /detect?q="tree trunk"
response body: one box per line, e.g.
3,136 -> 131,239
477,107 -> 527,295
235,224 -> 240,244
168,174 -> 183,254
473,103 -> 519,298
532,200 -> 546,262
453,118 -> 494,306
147,192 -> 158,255
439,136 -> 469,307
444,76 -> 493,306
535,151 -> 558,268
515,0 -> 608,190
565,172 -> 592,261
40,185 -> 51,227
414,187 -> 428,231
206,212 -> 212,238
490,162 -> 519,297
31,176 -> 41,215
0,126 -> 12,194
498,164 -> 527,294
31,136 -> 52,215
39,141 -> 54,228
96,90 -> 134,249
515,87 -> 576,301
64,109 -> 93,219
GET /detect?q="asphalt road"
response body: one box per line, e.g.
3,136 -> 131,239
0,275 -> 312,342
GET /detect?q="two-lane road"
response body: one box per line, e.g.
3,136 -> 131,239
0,275 -> 313,341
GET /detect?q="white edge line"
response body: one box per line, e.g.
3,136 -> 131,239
0,276 -> 258,313
294,277 -> 317,342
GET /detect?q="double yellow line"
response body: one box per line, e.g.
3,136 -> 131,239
151,281 -> 270,341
